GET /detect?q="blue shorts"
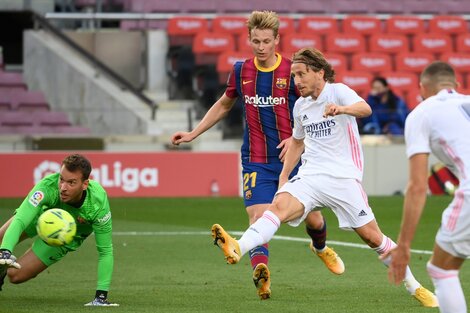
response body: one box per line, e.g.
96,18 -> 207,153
242,162 -> 299,207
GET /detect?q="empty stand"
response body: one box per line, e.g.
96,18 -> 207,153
405,88 -> 423,110
456,33 -> 470,53
351,53 -> 393,73
0,111 -> 34,127
298,16 -> 339,36
282,33 -> 323,55
325,53 -> 348,74
342,15 -> 382,35
395,52 -> 434,73
192,32 -> 235,65
0,70 -> 27,92
279,16 -> 296,35
216,51 -> 251,84
336,71 -> 373,97
212,16 -> 246,36
37,111 -> 72,127
428,15 -> 468,35
386,15 -> 425,35
325,33 -> 366,54
167,16 -> 209,47
412,33 -> 453,54
369,34 -> 409,54
381,71 -> 419,96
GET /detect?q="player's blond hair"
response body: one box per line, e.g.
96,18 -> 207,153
420,61 -> 457,88
292,48 -> 335,83
247,11 -> 280,37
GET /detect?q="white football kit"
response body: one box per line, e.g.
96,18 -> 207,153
405,89 -> 470,258
277,82 -> 375,229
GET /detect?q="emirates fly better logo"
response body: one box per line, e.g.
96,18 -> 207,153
34,160 -> 158,193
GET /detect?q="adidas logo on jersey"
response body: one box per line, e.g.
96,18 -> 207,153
302,114 -> 308,121
358,210 -> 368,217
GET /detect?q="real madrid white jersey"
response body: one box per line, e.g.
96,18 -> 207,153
292,82 -> 365,181
405,89 -> 470,192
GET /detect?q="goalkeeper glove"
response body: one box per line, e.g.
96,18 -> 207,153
0,249 -> 21,269
84,290 -> 119,307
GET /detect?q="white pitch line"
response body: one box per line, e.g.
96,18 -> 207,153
113,230 -> 433,255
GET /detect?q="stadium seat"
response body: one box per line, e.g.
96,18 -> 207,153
351,53 -> 392,73
412,33 -> 453,54
212,16 -> 246,37
0,111 -> 34,127
216,51 -> 251,84
335,71 -> 373,97
167,16 -> 209,47
441,53 -> 470,82
369,34 -> 409,54
237,35 -> 251,53
386,15 -> 425,35
298,16 -> 339,36
192,32 -> 235,65
381,71 -> 419,96
402,0 -> 447,14
405,88 -> 423,110
342,15 -> 382,35
456,33 -> 470,53
282,33 -> 323,55
279,16 -> 296,35
325,33 -> 366,54
11,90 -> 50,112
0,70 -> 27,92
37,111 -> 71,127
394,52 -> 434,73
325,53 -> 348,74
428,15 -> 468,36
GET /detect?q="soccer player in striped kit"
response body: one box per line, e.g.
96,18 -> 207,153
388,61 -> 470,313
171,11 -> 343,299
211,47 -> 437,307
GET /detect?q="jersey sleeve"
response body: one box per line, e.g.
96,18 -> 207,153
0,186 -> 51,251
292,102 -> 305,140
336,83 -> 365,106
404,107 -> 431,158
91,195 -> 114,291
224,64 -> 239,99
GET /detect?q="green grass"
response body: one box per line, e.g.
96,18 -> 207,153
0,196 -> 468,312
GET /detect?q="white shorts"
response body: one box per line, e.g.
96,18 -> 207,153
435,190 -> 470,258
276,174 -> 375,230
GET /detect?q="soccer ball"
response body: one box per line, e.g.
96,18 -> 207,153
36,209 -> 77,247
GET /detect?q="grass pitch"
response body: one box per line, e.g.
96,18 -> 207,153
0,196 -> 468,313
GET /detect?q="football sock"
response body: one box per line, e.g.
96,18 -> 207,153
374,235 -> 420,294
249,244 -> 269,269
306,218 -> 327,251
427,262 -> 466,313
238,210 -> 280,256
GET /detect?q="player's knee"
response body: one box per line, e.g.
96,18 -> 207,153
305,212 -> 324,229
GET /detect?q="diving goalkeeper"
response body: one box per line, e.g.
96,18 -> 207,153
0,154 -> 118,306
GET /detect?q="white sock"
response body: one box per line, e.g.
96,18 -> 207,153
373,235 -> 421,294
427,262 -> 466,313
238,210 -> 280,256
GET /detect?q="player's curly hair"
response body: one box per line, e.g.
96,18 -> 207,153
247,11 -> 280,37
292,48 -> 335,83
62,154 -> 92,180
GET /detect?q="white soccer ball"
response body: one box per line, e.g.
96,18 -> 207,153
36,208 -> 77,246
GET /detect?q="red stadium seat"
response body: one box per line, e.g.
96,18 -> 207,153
351,53 -> 392,72
456,34 -> 470,53
412,33 -> 453,54
369,34 -> 409,54
429,15 -> 468,35
386,15 -> 425,35
298,16 -> 339,36
216,51 -> 251,84
335,71 -> 373,97
282,33 -> 323,55
381,71 -> 419,96
325,53 -> 348,74
237,35 -> 251,52
325,33 -> 366,54
192,32 -> 235,65
0,111 -> 34,127
0,70 -> 27,92
167,16 -> 209,46
441,53 -> 470,74
279,16 -> 296,35
212,16 -> 246,36
342,15 -> 382,35
10,90 -> 49,112
37,111 -> 71,127
395,52 -> 434,73
405,88 -> 423,111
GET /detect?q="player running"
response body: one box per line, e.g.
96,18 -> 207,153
388,61 -> 470,313
0,154 -> 118,306
211,47 -> 437,307
172,11 -> 343,299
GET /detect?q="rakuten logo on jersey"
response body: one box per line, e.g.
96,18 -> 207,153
244,95 -> 286,107
91,162 -> 158,193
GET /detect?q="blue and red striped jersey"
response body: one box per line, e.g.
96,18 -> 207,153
225,53 -> 299,163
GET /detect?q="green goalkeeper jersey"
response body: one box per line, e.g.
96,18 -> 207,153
0,173 -> 114,291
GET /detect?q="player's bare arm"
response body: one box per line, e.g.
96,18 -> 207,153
171,94 -> 237,145
277,137 -> 293,162
388,153 -> 429,285
279,137 -> 304,188
323,101 -> 372,118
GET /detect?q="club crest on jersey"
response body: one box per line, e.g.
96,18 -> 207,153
276,78 -> 287,89
76,216 -> 87,224
245,189 -> 253,200
29,191 -> 44,207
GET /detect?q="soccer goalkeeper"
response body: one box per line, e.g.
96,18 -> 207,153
0,154 -> 118,306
